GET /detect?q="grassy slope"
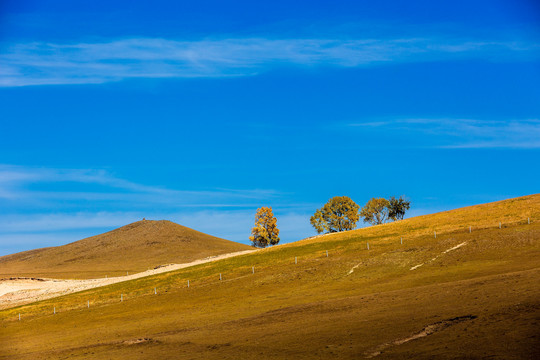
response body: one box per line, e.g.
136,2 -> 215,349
1,194 -> 539,359
0,220 -> 252,279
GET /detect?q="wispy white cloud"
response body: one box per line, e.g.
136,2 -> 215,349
0,166 -> 165,194
0,165 -> 281,211
1,36 -> 538,86
0,165 -> 313,255
439,119 -> 540,149
349,118 -> 540,149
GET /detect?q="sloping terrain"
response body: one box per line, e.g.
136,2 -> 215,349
0,220 -> 252,279
0,249 -> 254,310
0,194 -> 539,359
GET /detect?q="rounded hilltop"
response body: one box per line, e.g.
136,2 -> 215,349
0,220 -> 251,279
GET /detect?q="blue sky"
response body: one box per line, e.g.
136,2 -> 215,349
1,0 -> 539,255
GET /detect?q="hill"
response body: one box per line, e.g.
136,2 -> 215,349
0,220 -> 252,279
0,194 -> 539,359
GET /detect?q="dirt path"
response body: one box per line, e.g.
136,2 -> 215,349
363,315 -> 477,358
0,249 -> 256,310
409,242 -> 467,271
347,262 -> 362,275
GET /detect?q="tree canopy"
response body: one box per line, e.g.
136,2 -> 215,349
388,195 -> 411,221
249,206 -> 280,248
310,196 -> 360,234
360,197 -> 390,225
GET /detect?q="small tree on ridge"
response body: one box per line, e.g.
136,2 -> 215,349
388,195 -> 411,221
360,197 -> 390,225
310,196 -> 360,234
249,207 -> 280,248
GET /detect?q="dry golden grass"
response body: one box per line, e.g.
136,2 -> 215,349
0,220 -> 252,279
0,194 -> 539,359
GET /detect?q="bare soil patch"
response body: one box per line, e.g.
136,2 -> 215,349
364,315 -> 478,358
0,249 -> 255,309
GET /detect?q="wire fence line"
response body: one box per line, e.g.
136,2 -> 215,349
4,217 -> 536,323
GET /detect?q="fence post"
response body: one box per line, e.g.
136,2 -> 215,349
528,217 -> 530,224
367,242 -> 370,250
326,250 -> 328,257
295,257 -> 297,264
469,226 -> 471,233
54,307 -> 56,315
252,266 -> 255,274
499,222 -> 501,229
400,237 -> 403,244
154,287 -> 157,295
121,294 -> 123,302
187,280 -> 190,288
219,273 -> 222,281
434,231 -> 437,238
87,300 -> 89,308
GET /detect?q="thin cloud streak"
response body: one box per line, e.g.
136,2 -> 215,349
349,118 -> 540,149
0,165 -> 280,208
1,37 -> 538,86
0,165 -> 305,255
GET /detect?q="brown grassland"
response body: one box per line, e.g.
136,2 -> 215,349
0,194 -> 539,359
0,220 -> 252,279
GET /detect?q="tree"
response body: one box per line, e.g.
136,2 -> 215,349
387,196 -> 410,221
310,196 -> 360,234
310,209 -> 327,234
249,207 -> 280,248
360,198 -> 390,225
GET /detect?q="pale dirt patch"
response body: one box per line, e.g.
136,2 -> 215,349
409,242 -> 467,271
122,338 -> 153,345
364,315 -> 477,358
409,263 -> 425,271
0,249 -> 256,310
347,262 -> 362,275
